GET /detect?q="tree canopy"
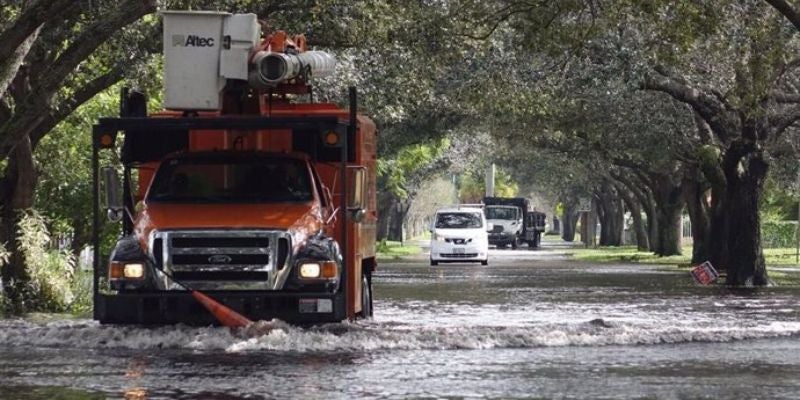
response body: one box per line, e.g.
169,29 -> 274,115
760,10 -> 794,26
2,0 -> 800,314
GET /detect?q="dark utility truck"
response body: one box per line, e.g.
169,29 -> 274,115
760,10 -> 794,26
483,197 -> 546,248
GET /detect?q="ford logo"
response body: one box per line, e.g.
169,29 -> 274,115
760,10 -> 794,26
208,254 -> 232,264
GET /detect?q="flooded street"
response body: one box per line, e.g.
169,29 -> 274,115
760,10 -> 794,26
2,243 -> 800,399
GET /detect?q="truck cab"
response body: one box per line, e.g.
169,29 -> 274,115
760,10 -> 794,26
483,196 -> 546,249
485,205 -> 523,249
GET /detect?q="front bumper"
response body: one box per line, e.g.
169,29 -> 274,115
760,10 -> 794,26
94,290 -> 346,325
488,233 -> 517,246
430,242 -> 487,262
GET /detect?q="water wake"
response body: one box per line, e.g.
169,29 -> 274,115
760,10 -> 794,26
1,317 -> 798,353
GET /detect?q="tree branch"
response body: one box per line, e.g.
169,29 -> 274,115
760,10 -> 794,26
457,1 -> 551,40
769,106 -> 800,139
766,0 -> 800,32
0,26 -> 40,103
641,72 -> 735,143
0,0 -> 75,65
769,90 -> 800,103
31,65 -> 127,148
0,0 -> 156,164
35,0 -> 157,95
0,98 -> 10,124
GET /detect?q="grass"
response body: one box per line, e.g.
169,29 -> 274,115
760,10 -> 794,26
376,240 -> 423,260
566,245 -> 693,265
565,245 -> 800,267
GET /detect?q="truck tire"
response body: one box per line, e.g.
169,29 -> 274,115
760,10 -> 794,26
359,273 -> 373,319
511,236 -> 519,250
430,259 -> 439,266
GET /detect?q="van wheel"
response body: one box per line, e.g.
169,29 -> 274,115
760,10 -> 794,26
359,273 -> 373,319
511,237 -> 519,249
430,259 -> 438,266
481,259 -> 488,266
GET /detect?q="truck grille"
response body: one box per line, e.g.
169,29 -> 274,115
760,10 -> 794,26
150,230 -> 292,290
441,253 -> 479,258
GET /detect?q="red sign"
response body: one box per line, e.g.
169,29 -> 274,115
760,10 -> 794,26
691,261 -> 719,285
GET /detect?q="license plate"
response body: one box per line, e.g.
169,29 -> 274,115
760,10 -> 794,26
299,298 -> 333,313
453,248 -> 465,254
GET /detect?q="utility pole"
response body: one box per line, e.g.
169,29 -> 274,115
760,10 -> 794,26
485,163 -> 495,197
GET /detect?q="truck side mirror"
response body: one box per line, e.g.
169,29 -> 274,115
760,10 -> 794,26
102,167 -> 124,222
347,166 -> 367,222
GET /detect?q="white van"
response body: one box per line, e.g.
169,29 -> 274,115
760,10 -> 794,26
429,207 -> 490,266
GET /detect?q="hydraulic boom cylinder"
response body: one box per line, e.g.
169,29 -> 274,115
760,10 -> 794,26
250,50 -> 336,87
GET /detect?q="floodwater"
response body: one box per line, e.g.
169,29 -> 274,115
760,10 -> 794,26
2,241 -> 800,399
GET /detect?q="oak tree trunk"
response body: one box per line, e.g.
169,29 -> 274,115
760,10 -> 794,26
707,184 -> 730,275
596,183 -> 624,246
561,202 -> 579,242
616,183 -> 649,251
722,145 -> 769,286
0,136 -> 37,313
682,175 -> 711,264
650,174 -> 684,256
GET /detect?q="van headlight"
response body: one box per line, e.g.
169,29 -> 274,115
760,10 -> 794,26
433,233 -> 446,242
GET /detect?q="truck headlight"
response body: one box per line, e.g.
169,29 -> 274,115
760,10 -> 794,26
299,262 -> 321,278
299,261 -> 338,279
124,263 -> 145,279
109,261 -> 145,280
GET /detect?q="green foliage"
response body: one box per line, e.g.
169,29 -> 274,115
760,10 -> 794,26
4,210 -> 93,315
0,241 -> 8,267
35,85 -> 122,263
555,202 -> 565,217
15,210 -> 77,312
376,239 -> 390,253
762,221 -> 799,249
761,176 -> 800,221
458,167 -> 518,203
379,139 -> 450,199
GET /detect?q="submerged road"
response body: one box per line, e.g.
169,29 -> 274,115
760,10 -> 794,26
2,241 -> 800,399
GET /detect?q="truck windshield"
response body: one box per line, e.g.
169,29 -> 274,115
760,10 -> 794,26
435,212 -> 483,229
485,207 -> 518,220
148,155 -> 313,203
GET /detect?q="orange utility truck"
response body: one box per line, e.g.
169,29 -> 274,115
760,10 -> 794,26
91,11 -> 377,325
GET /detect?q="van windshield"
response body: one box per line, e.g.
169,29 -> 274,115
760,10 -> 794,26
148,155 -> 313,203
435,212 -> 483,229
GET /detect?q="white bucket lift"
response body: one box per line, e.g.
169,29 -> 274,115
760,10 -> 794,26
161,11 -> 260,110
